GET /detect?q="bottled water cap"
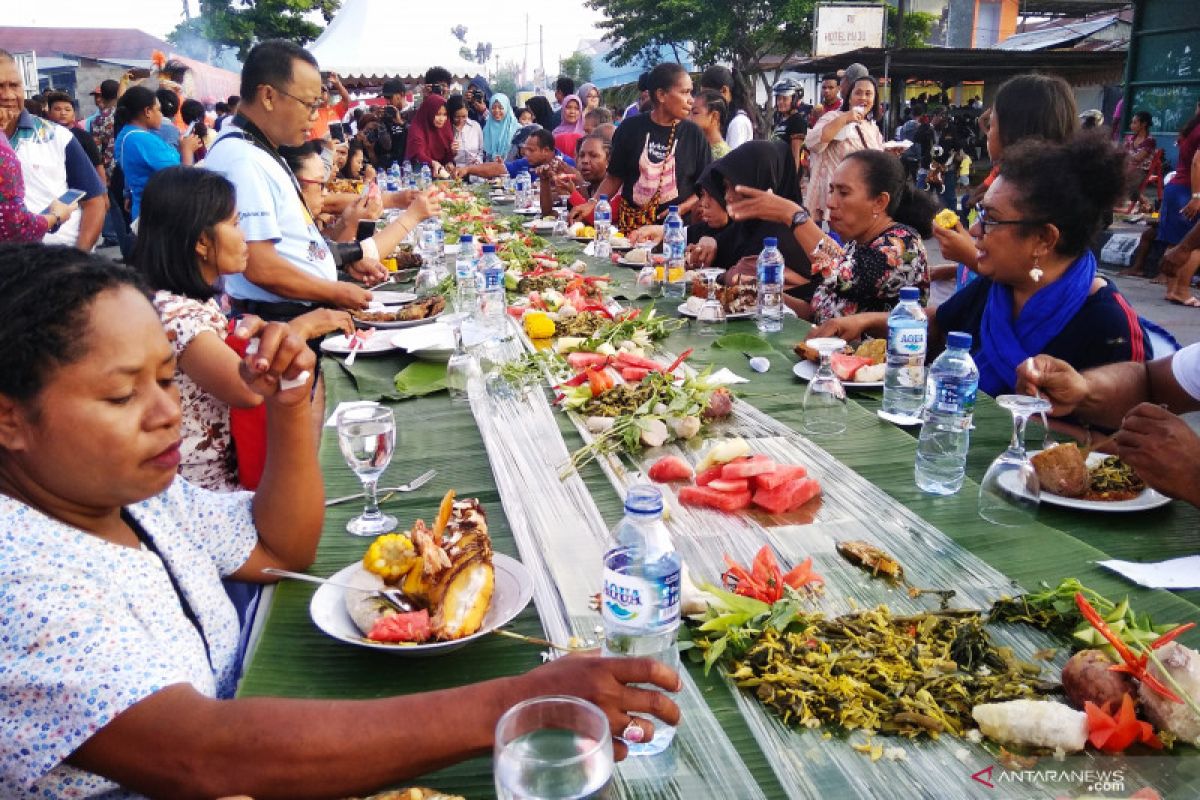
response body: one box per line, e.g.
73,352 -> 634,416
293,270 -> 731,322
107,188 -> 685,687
946,331 -> 973,350
624,484 -> 664,516
899,286 -> 920,301
482,244 -> 496,253
668,205 -> 679,213
598,194 -> 608,201
460,234 -> 473,243
763,237 -> 778,247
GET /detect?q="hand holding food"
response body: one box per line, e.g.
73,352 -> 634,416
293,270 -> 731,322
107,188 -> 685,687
329,281 -> 374,310
930,222 -> 977,268
934,208 -> 960,230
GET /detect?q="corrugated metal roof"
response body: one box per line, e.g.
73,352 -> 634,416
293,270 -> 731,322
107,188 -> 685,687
0,26 -> 173,61
997,15 -> 1122,50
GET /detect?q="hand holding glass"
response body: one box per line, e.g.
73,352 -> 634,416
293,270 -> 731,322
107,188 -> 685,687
494,695 -> 614,800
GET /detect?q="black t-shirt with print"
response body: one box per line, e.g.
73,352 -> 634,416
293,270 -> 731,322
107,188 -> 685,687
773,112 -> 808,144
609,113 -> 711,211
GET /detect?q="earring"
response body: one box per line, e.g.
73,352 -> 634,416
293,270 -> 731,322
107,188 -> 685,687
1029,252 -> 1044,283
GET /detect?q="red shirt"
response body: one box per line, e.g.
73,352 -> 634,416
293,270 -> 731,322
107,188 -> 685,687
1171,124 -> 1200,187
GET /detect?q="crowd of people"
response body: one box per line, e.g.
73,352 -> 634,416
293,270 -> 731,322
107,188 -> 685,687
2,35 -> 1200,799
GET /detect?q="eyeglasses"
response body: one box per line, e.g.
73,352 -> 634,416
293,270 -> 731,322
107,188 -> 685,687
976,206 -> 1048,236
296,177 -> 327,189
272,85 -> 323,117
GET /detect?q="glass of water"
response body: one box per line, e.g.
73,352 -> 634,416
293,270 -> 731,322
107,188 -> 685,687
978,394 -> 1051,526
802,337 -> 848,436
494,695 -> 614,800
443,311 -> 479,403
696,267 -> 727,335
336,404 -> 398,536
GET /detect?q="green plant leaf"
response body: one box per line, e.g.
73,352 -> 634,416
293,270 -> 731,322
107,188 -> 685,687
713,333 -> 774,354
392,362 -> 448,398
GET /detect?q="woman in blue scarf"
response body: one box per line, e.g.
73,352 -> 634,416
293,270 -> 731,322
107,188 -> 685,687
809,132 -> 1164,395
483,93 -> 521,162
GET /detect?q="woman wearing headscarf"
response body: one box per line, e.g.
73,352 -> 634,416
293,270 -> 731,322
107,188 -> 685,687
577,83 -> 601,112
553,94 -> 586,159
403,94 -> 454,177
483,93 -> 521,162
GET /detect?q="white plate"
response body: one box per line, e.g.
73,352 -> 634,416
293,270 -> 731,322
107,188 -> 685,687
309,554 -> 534,655
792,359 -> 883,389
320,333 -> 398,356
370,291 -> 418,306
1017,450 -> 1172,513
490,193 -> 514,204
676,302 -> 755,320
390,322 -> 491,362
617,254 -> 652,267
514,207 -> 540,216
611,239 -> 632,251
352,309 -> 445,330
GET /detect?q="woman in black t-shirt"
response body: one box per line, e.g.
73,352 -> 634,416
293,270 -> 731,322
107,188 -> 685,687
573,63 -> 711,233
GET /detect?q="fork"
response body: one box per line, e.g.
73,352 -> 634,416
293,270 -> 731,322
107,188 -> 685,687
261,568 -> 417,613
324,468 -> 437,506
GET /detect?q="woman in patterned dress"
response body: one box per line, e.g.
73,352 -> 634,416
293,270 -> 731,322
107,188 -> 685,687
728,148 -> 937,322
132,167 -> 351,491
804,75 -> 885,223
0,244 -> 681,798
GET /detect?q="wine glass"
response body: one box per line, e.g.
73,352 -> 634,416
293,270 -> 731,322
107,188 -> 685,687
336,404 -> 398,536
696,268 -> 727,335
494,695 -> 614,800
443,311 -> 479,402
414,265 -> 441,297
979,394 -> 1052,525
802,337 -> 848,436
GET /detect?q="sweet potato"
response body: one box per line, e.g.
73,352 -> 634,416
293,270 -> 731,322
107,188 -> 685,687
1061,649 -> 1135,710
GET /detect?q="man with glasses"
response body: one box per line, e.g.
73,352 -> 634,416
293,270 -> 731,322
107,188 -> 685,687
205,39 -> 383,322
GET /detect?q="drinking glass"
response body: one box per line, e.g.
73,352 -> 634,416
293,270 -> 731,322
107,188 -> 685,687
336,404 -> 398,536
414,265 -> 441,297
696,267 -> 727,336
802,337 -> 848,436
494,695 -> 614,800
979,394 -> 1052,525
553,198 -> 570,237
443,312 -> 479,403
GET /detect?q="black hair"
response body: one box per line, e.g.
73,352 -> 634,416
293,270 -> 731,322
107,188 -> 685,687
445,93 -> 467,118
158,59 -> 190,84
155,87 -> 180,119
341,139 -> 367,178
425,66 -> 453,89
526,127 -> 555,151
578,132 -> 612,155
227,95 -> 240,106
516,106 -> 533,121
131,167 -> 237,301
556,75 -> 576,96
820,72 -> 838,83
695,89 -> 728,133
636,72 -> 650,92
699,64 -> 748,120
215,101 -> 230,115
842,150 -> 938,238
992,74 -> 1077,152
1180,103 -> 1200,142
240,39 -> 319,102
279,141 -> 323,174
843,75 -> 881,120
44,90 -> 73,109
646,63 -> 687,108
181,98 -> 206,125
1132,110 -> 1153,129
526,95 -> 554,130
114,86 -> 158,136
100,79 -> 120,101
0,244 -> 146,401
998,132 -> 1129,257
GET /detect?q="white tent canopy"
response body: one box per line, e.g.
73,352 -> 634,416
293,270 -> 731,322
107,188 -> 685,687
307,0 -> 483,81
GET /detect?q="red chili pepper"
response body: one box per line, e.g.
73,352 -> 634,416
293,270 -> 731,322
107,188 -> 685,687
722,546 -> 823,604
1075,593 -> 1185,704
578,303 -> 613,319
556,372 -> 591,388
665,347 -> 694,374
1085,695 -> 1162,752
617,308 -> 641,322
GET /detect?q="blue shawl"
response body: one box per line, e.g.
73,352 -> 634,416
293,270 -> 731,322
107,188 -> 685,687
976,250 -> 1097,396
483,94 -> 521,161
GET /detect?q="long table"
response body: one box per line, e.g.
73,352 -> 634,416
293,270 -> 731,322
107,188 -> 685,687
239,254 -> 1200,798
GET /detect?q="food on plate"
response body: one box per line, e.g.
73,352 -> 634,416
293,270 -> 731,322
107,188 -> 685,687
353,295 -> 446,323
696,437 -> 751,472
1086,455 -> 1146,500
830,353 -> 874,382
854,338 -> 887,364
678,451 -> 821,515
1031,443 -> 1090,498
355,789 -> 466,800
934,208 -> 960,230
678,484 -> 752,512
351,492 -> 495,643
686,281 -> 758,315
1138,642 -> 1200,746
852,363 -> 886,383
522,311 -> 555,339
648,455 -> 694,483
971,700 -> 1088,752
794,339 -> 851,363
622,247 -> 650,265
836,540 -> 904,580
1084,694 -> 1163,752
1061,649 -> 1136,711
552,311 -> 611,339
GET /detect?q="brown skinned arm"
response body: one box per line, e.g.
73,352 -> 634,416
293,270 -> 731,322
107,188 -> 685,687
1077,357 -> 1200,428
76,196 -> 105,251
243,241 -> 352,305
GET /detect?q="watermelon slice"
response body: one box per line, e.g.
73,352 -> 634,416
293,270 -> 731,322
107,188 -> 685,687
367,609 -> 432,643
753,464 -> 808,491
647,455 -> 694,483
695,465 -> 725,487
707,478 -> 750,493
621,367 -> 653,382
721,454 -> 777,480
752,477 -> 822,514
679,485 -> 753,512
567,352 -> 610,371
831,353 -> 873,381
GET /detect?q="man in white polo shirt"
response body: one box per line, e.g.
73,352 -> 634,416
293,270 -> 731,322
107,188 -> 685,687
204,39 -> 379,320
0,50 -> 105,249
1018,346 -> 1200,508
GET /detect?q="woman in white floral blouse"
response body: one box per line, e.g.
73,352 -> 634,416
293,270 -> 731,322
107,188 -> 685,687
133,167 -> 352,491
727,148 -> 938,322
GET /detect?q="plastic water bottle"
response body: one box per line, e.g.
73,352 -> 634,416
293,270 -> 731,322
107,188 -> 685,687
882,286 -> 928,420
755,237 -> 785,333
593,194 -> 613,258
478,244 -> 507,334
914,332 -> 979,495
602,485 -> 681,756
454,235 -> 478,314
515,170 -> 532,210
389,160 -> 400,182
662,206 -> 687,300
402,161 -> 415,190
419,163 -> 432,189
429,217 -> 446,275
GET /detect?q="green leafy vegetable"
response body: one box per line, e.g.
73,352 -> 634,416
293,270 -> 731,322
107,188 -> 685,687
392,362 -> 449,397
713,333 -> 775,354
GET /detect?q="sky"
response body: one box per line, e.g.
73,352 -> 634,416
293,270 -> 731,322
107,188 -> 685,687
8,0 -> 607,78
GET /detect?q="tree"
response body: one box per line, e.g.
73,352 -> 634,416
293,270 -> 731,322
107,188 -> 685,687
885,7 -> 939,48
168,0 -> 341,60
493,61 -> 521,100
475,42 -> 494,65
586,0 -> 816,135
560,50 -> 594,85
459,46 -> 474,62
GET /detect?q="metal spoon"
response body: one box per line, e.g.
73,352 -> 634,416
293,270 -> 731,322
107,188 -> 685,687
261,567 -> 418,613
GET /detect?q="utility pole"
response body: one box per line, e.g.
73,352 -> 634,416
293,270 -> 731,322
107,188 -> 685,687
539,25 -> 545,90
887,0 -> 909,133
182,0 -> 191,20
522,14 -> 529,88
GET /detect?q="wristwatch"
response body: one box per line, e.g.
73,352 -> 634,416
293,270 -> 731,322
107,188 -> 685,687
790,207 -> 811,230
